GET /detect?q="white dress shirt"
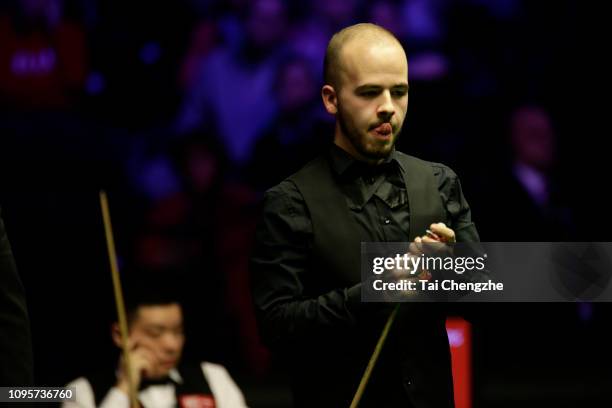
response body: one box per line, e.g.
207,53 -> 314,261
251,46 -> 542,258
63,362 -> 248,408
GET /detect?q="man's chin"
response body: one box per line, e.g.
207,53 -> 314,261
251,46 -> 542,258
361,142 -> 394,160
150,367 -> 174,379
364,133 -> 397,154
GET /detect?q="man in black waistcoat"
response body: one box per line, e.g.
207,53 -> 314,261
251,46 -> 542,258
64,283 -> 247,408
251,23 -> 480,407
0,206 -> 34,386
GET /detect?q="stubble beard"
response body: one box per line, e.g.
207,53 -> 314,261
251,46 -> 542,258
337,105 -> 401,160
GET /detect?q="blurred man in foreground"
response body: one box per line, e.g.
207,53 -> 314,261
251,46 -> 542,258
64,284 -> 247,408
0,206 -> 33,386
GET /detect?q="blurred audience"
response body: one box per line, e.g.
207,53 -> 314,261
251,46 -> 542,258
0,0 -> 597,405
177,0 -> 288,166
246,56 -> 332,191
0,0 -> 87,110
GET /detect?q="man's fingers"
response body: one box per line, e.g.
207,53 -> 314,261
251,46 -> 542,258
138,356 -> 155,377
420,235 -> 447,255
411,234 -> 448,257
134,347 -> 158,366
429,222 -> 456,243
131,349 -> 157,378
415,237 -> 425,254
408,241 -> 421,256
126,345 -> 158,371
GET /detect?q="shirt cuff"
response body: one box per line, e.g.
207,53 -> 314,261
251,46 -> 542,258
346,283 -> 371,321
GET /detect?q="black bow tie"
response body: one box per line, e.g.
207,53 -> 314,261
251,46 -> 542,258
352,160 -> 397,179
140,376 -> 175,389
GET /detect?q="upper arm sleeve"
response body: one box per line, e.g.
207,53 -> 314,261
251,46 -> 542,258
435,165 -> 480,243
250,182 -> 363,348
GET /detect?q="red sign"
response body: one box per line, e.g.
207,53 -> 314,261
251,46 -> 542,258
178,394 -> 216,408
446,317 -> 472,408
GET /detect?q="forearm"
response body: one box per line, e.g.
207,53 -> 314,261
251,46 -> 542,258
252,183 -> 375,347
253,281 -> 363,347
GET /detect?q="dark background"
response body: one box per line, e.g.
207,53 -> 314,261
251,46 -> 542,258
1,0 -> 609,406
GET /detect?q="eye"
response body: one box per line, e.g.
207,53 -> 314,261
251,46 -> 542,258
392,89 -> 408,97
360,90 -> 379,98
146,328 -> 163,338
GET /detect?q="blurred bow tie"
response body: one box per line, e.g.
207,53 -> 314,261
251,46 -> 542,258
140,376 -> 175,389
354,160 -> 397,178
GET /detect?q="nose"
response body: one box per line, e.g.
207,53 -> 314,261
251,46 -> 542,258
377,90 -> 395,121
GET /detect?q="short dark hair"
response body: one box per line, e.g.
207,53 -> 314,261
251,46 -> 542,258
121,271 -> 183,324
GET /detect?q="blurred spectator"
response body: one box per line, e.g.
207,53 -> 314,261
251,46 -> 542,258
0,0 -> 87,110
179,19 -> 219,90
400,0 -> 450,81
287,0 -> 357,78
368,0 -> 404,37
177,0 -> 288,166
475,105 -> 575,241
246,56 -> 332,191
371,0 -> 457,166
128,134 -> 266,374
402,0 -> 446,47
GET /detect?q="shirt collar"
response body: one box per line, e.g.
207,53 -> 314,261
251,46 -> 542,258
328,143 -> 403,177
169,368 -> 183,384
121,368 -> 183,389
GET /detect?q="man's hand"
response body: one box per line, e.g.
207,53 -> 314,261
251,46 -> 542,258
389,252 -> 431,282
427,222 -> 456,244
410,222 -> 456,257
116,340 -> 157,395
382,223 -> 457,299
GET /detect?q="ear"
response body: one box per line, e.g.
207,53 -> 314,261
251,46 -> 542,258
111,323 -> 122,348
321,84 -> 338,115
